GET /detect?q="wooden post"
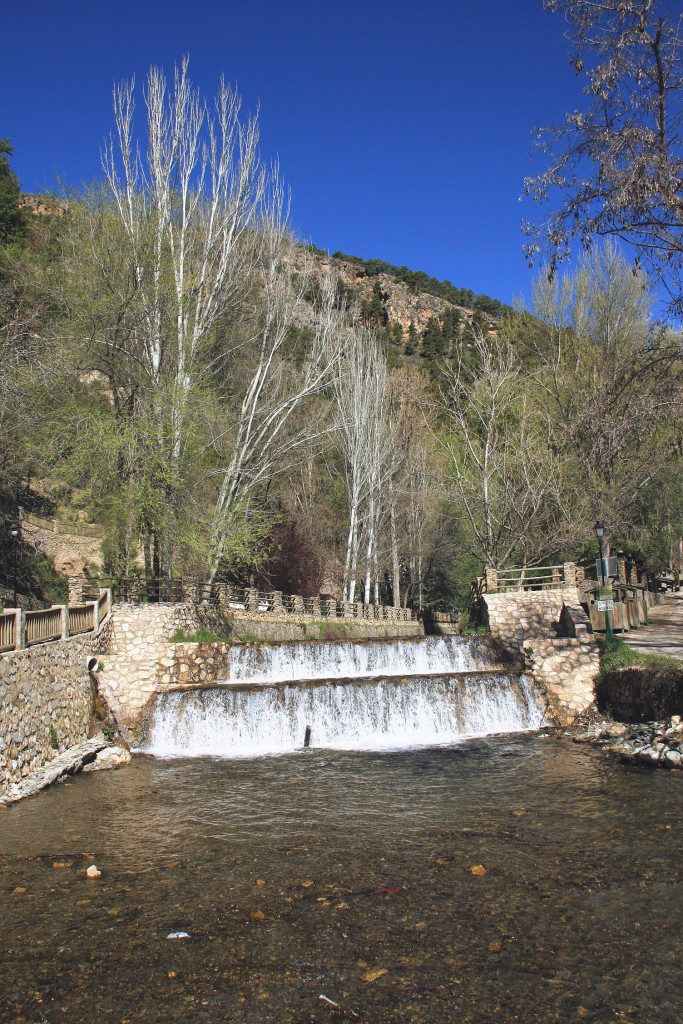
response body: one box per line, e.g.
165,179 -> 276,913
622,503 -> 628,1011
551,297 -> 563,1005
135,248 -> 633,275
14,608 -> 25,650
56,605 -> 68,640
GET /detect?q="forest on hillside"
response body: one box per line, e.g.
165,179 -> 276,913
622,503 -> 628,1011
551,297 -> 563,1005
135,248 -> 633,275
2,6 -> 683,612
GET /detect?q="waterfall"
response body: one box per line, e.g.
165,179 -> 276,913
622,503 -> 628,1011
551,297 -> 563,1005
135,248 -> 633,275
211,635 -> 510,685
142,672 -> 545,758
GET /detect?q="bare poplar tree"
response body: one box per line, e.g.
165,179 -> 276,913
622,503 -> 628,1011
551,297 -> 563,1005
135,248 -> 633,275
97,58 -> 345,582
334,324 -> 389,603
438,330 -> 567,569
206,246 -> 342,581
101,58 -> 269,577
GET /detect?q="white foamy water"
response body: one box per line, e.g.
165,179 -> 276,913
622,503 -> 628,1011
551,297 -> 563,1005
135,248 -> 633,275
142,673 -> 545,758
221,635 -> 504,685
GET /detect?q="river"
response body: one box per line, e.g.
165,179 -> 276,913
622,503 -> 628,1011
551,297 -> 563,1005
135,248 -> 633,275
1,735 -> 681,1023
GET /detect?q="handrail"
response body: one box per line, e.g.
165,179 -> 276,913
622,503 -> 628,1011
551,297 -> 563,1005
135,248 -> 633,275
494,564 -> 564,577
0,611 -> 16,653
85,577 -> 418,622
68,603 -> 95,635
0,589 -> 111,653
25,607 -> 63,645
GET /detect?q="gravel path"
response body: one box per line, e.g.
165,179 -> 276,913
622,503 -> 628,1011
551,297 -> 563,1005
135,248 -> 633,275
622,591 -> 683,660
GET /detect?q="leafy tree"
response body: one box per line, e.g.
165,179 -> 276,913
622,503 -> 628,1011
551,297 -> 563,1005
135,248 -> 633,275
517,242 -> 683,550
525,1 -> 683,315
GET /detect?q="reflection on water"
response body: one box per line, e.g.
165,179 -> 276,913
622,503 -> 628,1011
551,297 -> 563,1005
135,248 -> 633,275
1,735 -> 682,1023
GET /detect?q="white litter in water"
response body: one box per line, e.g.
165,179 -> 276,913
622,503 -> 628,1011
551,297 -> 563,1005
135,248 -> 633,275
166,931 -> 190,939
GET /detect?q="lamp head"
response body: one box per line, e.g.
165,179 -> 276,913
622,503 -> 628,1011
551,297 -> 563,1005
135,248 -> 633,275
594,521 -> 604,540
9,522 -> 19,538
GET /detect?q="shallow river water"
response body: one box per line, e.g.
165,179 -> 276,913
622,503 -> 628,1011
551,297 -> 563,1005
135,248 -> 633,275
1,735 -> 681,1024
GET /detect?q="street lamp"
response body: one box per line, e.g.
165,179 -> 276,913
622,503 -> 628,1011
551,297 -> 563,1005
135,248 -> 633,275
594,521 -> 605,586
594,520 -> 611,638
9,522 -> 19,608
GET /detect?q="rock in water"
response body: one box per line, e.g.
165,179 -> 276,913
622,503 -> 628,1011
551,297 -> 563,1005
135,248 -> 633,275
82,746 -> 132,773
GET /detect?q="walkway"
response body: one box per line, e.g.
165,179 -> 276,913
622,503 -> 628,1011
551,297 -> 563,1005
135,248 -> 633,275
622,591 -> 683,661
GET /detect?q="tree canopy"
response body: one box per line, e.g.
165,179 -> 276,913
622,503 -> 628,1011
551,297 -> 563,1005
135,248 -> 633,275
525,1 -> 683,316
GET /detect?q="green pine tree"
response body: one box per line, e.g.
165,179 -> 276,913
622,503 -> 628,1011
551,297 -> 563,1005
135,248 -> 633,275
0,139 -> 28,246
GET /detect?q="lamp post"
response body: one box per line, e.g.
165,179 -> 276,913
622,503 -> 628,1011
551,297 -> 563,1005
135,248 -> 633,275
9,521 -> 19,609
594,520 -> 611,638
595,521 -> 605,587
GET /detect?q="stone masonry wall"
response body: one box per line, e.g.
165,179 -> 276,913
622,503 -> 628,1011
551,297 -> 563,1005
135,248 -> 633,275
523,638 -> 600,724
484,590 -> 581,646
482,588 -> 599,725
0,617 -> 112,796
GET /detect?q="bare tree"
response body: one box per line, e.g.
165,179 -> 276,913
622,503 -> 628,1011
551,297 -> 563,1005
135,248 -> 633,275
438,330 -> 568,569
519,243 -> 683,541
101,58 -> 269,577
96,58 -> 346,582
524,1 -> 683,314
206,246 -> 342,581
333,324 -> 390,603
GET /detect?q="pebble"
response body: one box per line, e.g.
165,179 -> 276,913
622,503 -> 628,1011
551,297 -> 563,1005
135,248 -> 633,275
86,865 -> 102,879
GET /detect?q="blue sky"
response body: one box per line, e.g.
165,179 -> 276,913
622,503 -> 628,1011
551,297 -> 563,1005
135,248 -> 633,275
3,1 -> 580,308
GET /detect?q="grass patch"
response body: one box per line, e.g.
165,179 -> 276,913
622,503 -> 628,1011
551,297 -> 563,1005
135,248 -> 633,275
170,627 -> 232,644
598,635 -> 682,677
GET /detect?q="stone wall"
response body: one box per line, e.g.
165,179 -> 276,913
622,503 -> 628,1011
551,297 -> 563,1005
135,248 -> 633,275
482,588 -> 599,725
523,637 -> 600,724
484,589 -> 580,645
0,617 -> 112,796
103,604 -> 197,736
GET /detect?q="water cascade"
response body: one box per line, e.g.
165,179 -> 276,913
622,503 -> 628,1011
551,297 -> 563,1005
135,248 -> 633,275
142,635 -> 546,758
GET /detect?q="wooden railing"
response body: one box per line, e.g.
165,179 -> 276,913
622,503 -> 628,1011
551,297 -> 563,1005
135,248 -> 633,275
67,603 -> 94,636
480,563 -> 577,594
0,611 -> 16,653
25,607 -> 63,645
81,576 -> 417,623
0,589 -> 111,653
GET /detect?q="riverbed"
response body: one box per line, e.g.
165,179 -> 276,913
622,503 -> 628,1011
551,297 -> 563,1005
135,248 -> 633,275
1,734 -> 681,1023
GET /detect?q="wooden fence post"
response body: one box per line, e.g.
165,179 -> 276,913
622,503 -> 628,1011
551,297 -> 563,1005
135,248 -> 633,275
56,605 -> 68,640
15,608 -> 25,650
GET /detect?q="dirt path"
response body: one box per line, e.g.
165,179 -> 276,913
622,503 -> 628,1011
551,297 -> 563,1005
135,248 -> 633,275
622,591 -> 683,661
